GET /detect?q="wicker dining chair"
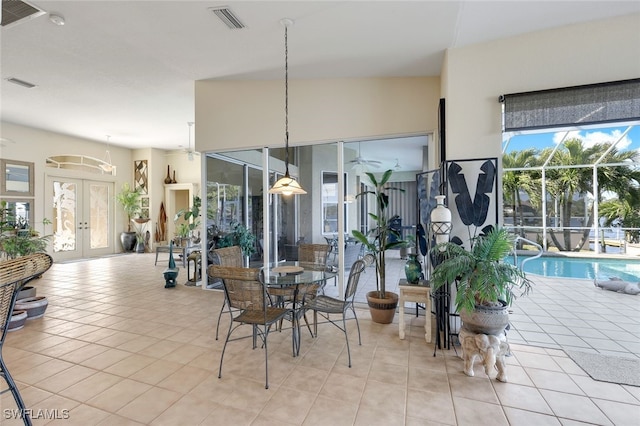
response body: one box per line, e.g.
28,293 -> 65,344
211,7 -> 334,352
209,265 -> 289,389
0,253 -> 53,426
298,243 -> 333,288
305,257 -> 367,367
209,246 -> 244,340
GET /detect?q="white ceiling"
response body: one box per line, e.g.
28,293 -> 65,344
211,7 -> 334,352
2,1 -> 639,160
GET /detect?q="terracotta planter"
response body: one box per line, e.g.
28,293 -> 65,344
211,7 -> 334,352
460,301 -> 509,335
7,310 -> 28,331
366,291 -> 399,324
15,296 -> 49,320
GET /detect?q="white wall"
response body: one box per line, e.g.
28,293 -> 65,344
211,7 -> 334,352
442,13 -> 640,161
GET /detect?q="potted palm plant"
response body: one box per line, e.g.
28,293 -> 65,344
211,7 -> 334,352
430,226 -> 533,335
173,196 -> 201,247
352,169 -> 405,324
115,182 -> 142,252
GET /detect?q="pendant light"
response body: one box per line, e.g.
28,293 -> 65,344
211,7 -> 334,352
269,18 -> 306,196
100,135 -> 114,173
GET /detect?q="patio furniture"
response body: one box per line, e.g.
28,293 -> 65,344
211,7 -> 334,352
0,253 -> 53,426
263,262 -> 337,357
398,279 -> 431,343
209,246 -> 244,340
305,258 -> 366,367
209,265 -> 290,389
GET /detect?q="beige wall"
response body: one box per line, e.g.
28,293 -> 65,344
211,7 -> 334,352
443,13 -> 640,161
195,77 -> 441,151
0,122 -> 201,252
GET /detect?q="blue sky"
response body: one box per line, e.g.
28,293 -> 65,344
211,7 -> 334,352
503,125 -> 640,154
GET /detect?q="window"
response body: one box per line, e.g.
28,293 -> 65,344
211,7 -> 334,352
322,171 -> 347,234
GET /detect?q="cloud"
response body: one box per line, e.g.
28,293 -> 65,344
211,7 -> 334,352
553,129 -> 632,150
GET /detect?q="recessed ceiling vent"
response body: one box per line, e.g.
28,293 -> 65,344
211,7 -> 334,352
209,6 -> 245,29
5,77 -> 37,88
1,0 -> 46,28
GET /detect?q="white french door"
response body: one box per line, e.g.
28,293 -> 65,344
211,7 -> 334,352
46,176 -> 114,261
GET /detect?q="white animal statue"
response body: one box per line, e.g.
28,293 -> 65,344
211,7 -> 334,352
459,328 -> 509,382
594,278 -> 640,295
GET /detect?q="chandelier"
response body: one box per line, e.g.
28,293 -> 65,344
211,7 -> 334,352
269,18 -> 306,196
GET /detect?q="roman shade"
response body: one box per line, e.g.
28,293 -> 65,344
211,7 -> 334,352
501,78 -> 640,132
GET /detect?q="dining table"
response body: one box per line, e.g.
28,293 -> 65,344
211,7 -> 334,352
262,261 -> 337,357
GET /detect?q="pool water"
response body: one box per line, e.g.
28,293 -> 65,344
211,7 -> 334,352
505,255 -> 640,282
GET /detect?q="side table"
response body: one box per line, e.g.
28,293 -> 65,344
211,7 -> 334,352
398,279 -> 431,343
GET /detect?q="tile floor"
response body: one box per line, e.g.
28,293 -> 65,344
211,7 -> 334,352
1,253 -> 639,425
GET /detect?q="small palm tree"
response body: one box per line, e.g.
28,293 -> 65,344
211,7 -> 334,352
351,170 -> 404,299
430,227 -> 532,314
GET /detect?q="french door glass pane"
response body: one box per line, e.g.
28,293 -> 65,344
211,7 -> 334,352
52,180 -> 77,252
89,183 -> 110,249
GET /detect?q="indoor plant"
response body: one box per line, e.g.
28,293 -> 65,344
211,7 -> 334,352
351,169 -> 405,324
217,221 -> 257,264
174,195 -> 201,246
115,182 -> 142,252
430,226 -> 533,334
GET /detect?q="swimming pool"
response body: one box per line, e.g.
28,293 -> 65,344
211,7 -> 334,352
506,255 -> 640,281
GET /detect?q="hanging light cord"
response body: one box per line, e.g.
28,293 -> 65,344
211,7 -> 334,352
284,24 -> 290,176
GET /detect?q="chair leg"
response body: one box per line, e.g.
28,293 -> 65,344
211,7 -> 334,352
351,305 -> 362,345
342,314 -> 352,368
0,357 -> 32,426
313,310 -> 318,337
215,298 -> 227,340
263,324 -> 269,389
218,320 -> 233,379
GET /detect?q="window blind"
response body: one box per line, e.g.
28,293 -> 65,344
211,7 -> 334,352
501,79 -> 640,132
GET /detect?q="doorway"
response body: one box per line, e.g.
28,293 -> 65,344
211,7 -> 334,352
46,176 -> 114,261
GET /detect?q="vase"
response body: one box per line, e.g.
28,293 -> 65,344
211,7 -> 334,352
431,195 -> 452,247
171,170 -> 177,184
404,254 -> 422,283
164,165 -> 172,184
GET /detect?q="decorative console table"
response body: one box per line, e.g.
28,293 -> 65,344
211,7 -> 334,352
398,279 -> 432,343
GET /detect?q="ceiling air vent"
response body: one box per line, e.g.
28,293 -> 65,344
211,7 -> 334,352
5,77 -> 37,88
209,6 -> 245,30
1,0 -> 46,28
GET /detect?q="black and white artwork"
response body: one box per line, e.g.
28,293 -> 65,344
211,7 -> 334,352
445,158 -> 498,249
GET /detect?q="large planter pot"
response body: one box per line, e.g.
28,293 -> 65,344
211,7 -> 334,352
8,310 -> 28,332
460,301 -> 509,335
15,296 -> 49,320
120,231 -> 137,252
16,286 -> 36,300
366,291 -> 399,324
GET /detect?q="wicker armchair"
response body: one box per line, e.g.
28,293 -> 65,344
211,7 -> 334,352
209,265 -> 289,389
305,258 -> 367,367
209,246 -> 244,340
0,253 -> 53,426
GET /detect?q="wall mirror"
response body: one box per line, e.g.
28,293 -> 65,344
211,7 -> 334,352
1,159 -> 34,196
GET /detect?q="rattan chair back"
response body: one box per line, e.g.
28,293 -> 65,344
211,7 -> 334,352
298,243 -> 330,269
210,246 -> 243,267
0,252 -> 53,426
209,266 -> 265,311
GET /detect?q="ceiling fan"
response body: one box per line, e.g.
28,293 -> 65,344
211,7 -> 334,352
183,122 -> 197,161
348,142 -> 381,169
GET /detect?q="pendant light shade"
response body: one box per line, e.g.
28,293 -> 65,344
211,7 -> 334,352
269,18 -> 306,196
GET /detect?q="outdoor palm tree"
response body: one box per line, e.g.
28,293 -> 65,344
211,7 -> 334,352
536,139 -> 640,251
502,148 -> 539,227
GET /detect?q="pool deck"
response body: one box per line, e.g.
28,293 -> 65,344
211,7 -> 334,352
510,273 -> 640,360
